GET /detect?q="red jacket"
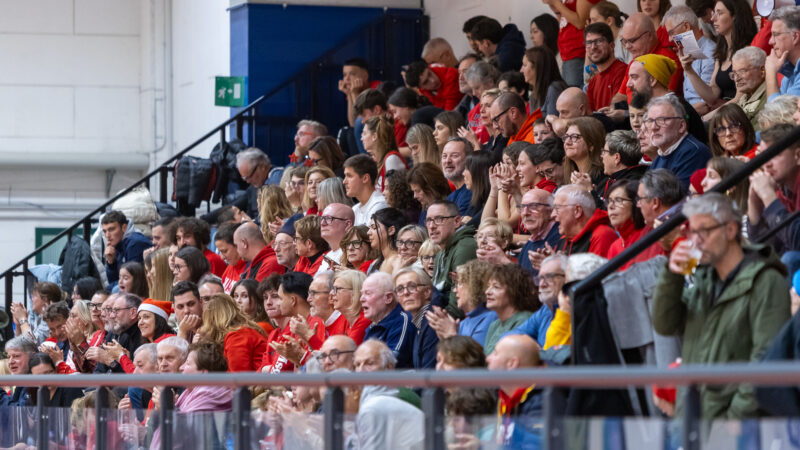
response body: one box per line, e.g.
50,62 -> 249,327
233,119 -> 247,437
261,316 -> 325,373
241,245 -> 285,282
204,249 -> 227,277
224,327 -> 267,372
555,209 -> 618,257
222,259 -> 247,293
507,108 -> 543,145
293,252 -> 324,277
421,66 -> 463,110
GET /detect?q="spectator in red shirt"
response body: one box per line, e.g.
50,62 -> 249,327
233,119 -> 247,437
421,37 -> 459,68
551,184 -> 618,256
405,61 -> 464,110
214,222 -> 246,293
234,221 -> 286,282
199,293 -> 267,372
174,217 -> 226,278
307,271 -> 348,349
584,23 -> 628,111
544,0 -> 602,88
293,215 -> 329,276
332,269 -> 371,344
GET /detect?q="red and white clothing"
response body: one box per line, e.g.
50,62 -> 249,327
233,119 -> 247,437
377,151 -> 409,192
221,259 -> 247,293
261,315 -> 326,373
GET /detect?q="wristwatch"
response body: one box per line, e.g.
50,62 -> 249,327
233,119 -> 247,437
18,319 -> 27,326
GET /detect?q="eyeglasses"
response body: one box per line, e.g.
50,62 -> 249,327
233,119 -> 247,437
713,123 -> 743,136
173,263 -> 186,271
519,202 -> 551,212
563,134 -> 583,143
321,215 -> 348,225
425,215 -> 456,226
308,289 -> 328,297
552,203 -> 577,212
317,349 -> 354,362
242,163 -> 263,183
620,30 -> 650,47
491,107 -> 511,125
666,21 -> 687,37
606,197 -> 633,208
584,37 -> 607,47
101,307 -> 114,314
730,67 -> 760,80
420,255 -> 436,264
396,239 -> 422,249
343,240 -> 366,250
89,303 -> 103,311
394,282 -> 422,296
536,272 -> 565,284
635,195 -> 654,203
273,240 -> 295,250
536,166 -> 559,179
643,116 -> 683,129
296,130 -> 314,138
687,222 -> 726,241
330,286 -> 352,295
109,306 -> 136,315
771,30 -> 796,39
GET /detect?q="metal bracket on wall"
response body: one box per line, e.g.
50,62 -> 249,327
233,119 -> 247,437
105,169 -> 117,198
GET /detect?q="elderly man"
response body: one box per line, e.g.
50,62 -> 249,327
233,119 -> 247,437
427,200 -> 477,317
455,54 -> 479,119
234,148 -> 273,216
730,47 -> 768,129
394,267 -> 439,369
361,272 -> 415,369
464,62 -> 500,143
422,37 -> 458,68
234,221 -> 285,282
509,254 -> 567,347
599,130 -> 647,198
318,335 -> 357,372
90,293 -> 143,373
124,343 -> 159,412
442,137 -> 474,216
490,92 -> 541,145
318,203 -> 355,273
654,193 -> 790,419
274,225 -> 300,272
518,188 -> 560,274
486,334 -> 545,448
766,6 -> 800,99
551,185 -> 617,256
308,271 -> 347,345
549,87 -> 616,136
603,13 -> 682,120
663,6 -> 716,114
646,96 -> 711,188
584,23 -> 628,111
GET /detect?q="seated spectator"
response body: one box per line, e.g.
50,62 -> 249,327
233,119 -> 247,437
213,222 -> 245,292
663,5 -> 717,115
106,299 -> 174,374
708,104 -> 757,158
393,267 -> 439,369
405,60 -> 463,110
486,334 -> 545,448
629,94 -> 659,161
1,337 -> 36,406
344,155 -> 388,227
283,166 -> 308,213
466,88 -> 508,160
584,23 -> 628,112
234,221 -> 286,282
28,353 -> 83,408
605,180 -> 648,267
384,170 -> 422,226
498,71 -> 528,98
172,247 -> 210,284
551,184 -> 618,256
101,210 -> 152,291
317,203 -> 355,273
317,335 -> 357,372
290,120 -> 327,167
150,216 -> 177,252
408,162 -> 452,226
530,138 -> 567,187
517,188 -> 560,274
435,335 -> 486,371
90,293 -> 143,374
123,343 -> 158,412
463,62 -> 500,145
428,200 -> 478,317
201,293 -> 267,372
509,254 -> 567,347
758,94 -> 799,130
340,225 -> 375,272
470,17 -> 526,71
599,130 -> 647,199
317,177 -> 352,211
302,166 -> 335,216
654,193 -> 790,419
293,215 -> 329,276
483,264 -> 540,355
176,341 -> 232,410
146,248 -> 173,301
11,281 -> 62,344
307,136 -> 345,177
475,218 -> 515,265
490,92 -> 540,145
395,224 -> 427,268
361,272 -> 415,368
340,58 -> 372,127
701,157 -> 749,211
729,47 -> 768,129
529,14 -> 560,58
422,37 -> 458,68
427,259 -> 496,346
363,116 -> 408,192
455,53 -> 480,119
118,262 -> 148,298
443,137 -> 475,217
520,47 -> 567,118
232,279 -> 273,334
274,224 -> 300,272
387,87 -> 443,149
175,217 -> 226,277
434,111 -> 466,153
765,7 -> 800,99
71,276 -> 103,302
366,207 -> 405,274
172,281 -> 203,342
331,269 -> 371,344
563,117 -> 608,194
462,152 -> 493,227
40,302 -> 70,364
590,2 -> 631,62
53,299 -> 102,374
646,95 -> 712,188
198,274 -> 224,304
406,124 -> 440,167
637,168 -> 685,232
234,148 -> 272,217
307,271 -> 345,338
417,239 -> 441,279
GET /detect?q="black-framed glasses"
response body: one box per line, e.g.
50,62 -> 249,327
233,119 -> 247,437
584,37 -> 607,47
620,30 -> 650,47
394,282 -> 421,296
519,202 -> 551,212
666,21 -> 687,37
491,107 -> 511,125
425,215 -> 456,226
89,303 -> 103,311
713,123 -> 743,136
643,116 -> 683,129
109,306 -> 136,315
308,289 -> 328,297
331,286 -> 352,295
606,197 -> 633,208
535,272 -> 565,285
563,133 -> 583,143
536,166 -> 559,179
243,163 -> 263,183
344,240 -> 366,250
317,349 -> 354,362
321,215 -> 348,225
687,222 -> 727,241
396,239 -> 423,249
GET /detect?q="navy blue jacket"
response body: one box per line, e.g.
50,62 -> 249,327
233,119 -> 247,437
649,134 -> 711,190
105,231 -> 152,284
496,24 -> 526,72
364,304 -> 416,369
518,224 -> 561,276
447,185 -> 473,218
412,316 -> 439,370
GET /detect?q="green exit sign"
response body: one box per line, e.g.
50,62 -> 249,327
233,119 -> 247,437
215,76 -> 247,107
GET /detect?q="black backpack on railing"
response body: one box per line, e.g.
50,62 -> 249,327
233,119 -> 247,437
209,138 -> 250,203
59,237 -> 99,295
173,156 -> 217,216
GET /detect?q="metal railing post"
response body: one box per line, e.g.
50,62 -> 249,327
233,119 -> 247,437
233,387 -> 251,450
95,386 -> 108,448
422,387 -> 445,450
22,261 -> 28,305
323,386 -> 344,450
159,165 -> 169,204
683,385 -> 701,450
544,387 -> 564,450
83,218 -> 92,243
160,387 -> 175,450
37,386 -> 49,447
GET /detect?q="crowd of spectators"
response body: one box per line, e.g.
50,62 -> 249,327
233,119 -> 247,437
4,2 -> 800,448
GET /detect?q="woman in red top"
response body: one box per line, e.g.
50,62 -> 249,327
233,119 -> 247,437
331,269 -> 371,345
541,0 -> 600,87
292,215 -> 329,277
707,104 -> 757,159
231,279 -> 274,335
605,180 -> 647,270
302,166 -> 336,216
199,293 -> 268,372
638,0 -> 672,48
339,225 -> 376,273
362,116 -> 408,192
114,299 -> 176,374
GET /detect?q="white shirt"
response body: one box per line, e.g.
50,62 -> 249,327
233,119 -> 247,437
356,386 -> 424,450
318,247 -> 343,273
353,190 -> 388,226
657,132 -> 688,157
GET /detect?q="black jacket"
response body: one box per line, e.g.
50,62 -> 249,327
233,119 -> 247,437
94,322 -> 142,374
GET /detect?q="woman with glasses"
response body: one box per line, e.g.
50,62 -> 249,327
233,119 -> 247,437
394,267 -> 439,369
331,269 -> 370,344
231,279 -> 274,335
385,169 -> 422,225
199,293 -> 268,372
307,136 -> 345,177
483,264 -> 540,355
366,208 -> 406,275
302,166 -> 336,216
408,162 -> 452,226
521,46 -> 568,116
707,103 -> 757,158
362,115 -> 408,193
339,225 -> 375,272
605,180 -> 647,269
173,247 -> 210,284
563,117 -> 607,196
395,224 -> 428,268
46,300 -> 99,374
417,239 -> 442,279
475,218 -> 516,265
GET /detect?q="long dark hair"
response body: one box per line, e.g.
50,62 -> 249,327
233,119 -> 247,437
120,262 -> 149,298
466,152 -> 492,210
148,314 -> 174,342
231,278 -> 269,323
371,207 -> 407,268
606,179 -> 646,229
713,0 -> 757,63
531,14 -> 560,56
175,247 -> 210,284
524,47 -> 566,109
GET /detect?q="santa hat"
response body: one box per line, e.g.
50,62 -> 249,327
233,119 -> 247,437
138,299 -> 173,320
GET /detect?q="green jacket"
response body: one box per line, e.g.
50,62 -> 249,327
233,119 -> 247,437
652,244 -> 790,420
432,225 -> 477,318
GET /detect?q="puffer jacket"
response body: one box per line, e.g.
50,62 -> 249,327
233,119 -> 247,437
432,225 -> 477,318
653,243 -> 791,419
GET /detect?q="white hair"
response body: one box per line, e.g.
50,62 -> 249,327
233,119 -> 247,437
542,253 -> 569,273
662,5 -> 699,28
157,336 -> 189,360
359,339 -> 397,369
566,253 -> 609,283
758,95 -> 799,129
682,192 -> 741,225
236,147 -> 270,168
732,46 -> 767,68
364,272 -> 395,295
297,120 -> 327,136
554,184 -> 596,217
134,343 -> 158,366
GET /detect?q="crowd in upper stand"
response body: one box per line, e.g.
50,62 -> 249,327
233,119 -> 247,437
4,2 -> 800,449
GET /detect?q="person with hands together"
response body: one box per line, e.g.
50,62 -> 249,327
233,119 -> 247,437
765,7 -> 800,99
171,281 -> 203,342
12,281 -> 62,345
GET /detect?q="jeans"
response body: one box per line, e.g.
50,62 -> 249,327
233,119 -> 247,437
562,57 -> 585,88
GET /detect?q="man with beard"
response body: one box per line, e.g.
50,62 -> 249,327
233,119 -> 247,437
517,188 -> 560,275
89,293 -> 143,373
442,137 -> 474,217
584,23 -> 628,111
490,92 -> 540,145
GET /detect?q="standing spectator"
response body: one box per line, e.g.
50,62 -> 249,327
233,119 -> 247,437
404,60 -> 464,110
344,155 -> 388,227
541,0 -> 597,87
234,222 -> 286,282
428,200 -> 478,317
663,6 -> 717,114
101,211 -> 152,290
529,14 -> 560,57
293,215 -> 329,276
361,272 -> 415,368
214,222 -> 246,293
483,264 -> 540,354
174,217 -> 226,277
332,269 -> 371,344
584,23 -> 629,111
766,7 -> 800,99
654,193 -> 790,419
521,47 -> 568,118
442,137 -> 474,217
393,267 -> 439,369
200,293 -> 267,372
551,185 -> 618,256
469,17 -> 526,72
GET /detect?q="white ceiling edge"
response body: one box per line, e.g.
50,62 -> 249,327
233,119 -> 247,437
229,0 -> 422,9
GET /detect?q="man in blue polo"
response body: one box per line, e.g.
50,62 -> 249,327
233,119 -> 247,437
766,6 -> 800,99
361,272 -> 415,368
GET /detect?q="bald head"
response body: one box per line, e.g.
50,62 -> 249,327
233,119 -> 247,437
319,335 -> 357,372
233,221 -> 266,262
556,88 -> 589,119
354,339 -> 396,372
626,12 -> 655,34
487,334 -> 542,371
620,13 -> 657,58
321,203 -> 354,247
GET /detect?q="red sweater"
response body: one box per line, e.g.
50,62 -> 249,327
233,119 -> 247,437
420,66 -> 463,110
344,311 -> 372,345
293,252 -> 324,277
241,245 -> 285,282
118,333 -> 175,374
261,316 -> 325,373
224,327 -> 267,372
221,259 -> 247,293
204,249 -> 227,277
555,209 -> 618,257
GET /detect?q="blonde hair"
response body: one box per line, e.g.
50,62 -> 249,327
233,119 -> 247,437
258,185 -> 295,242
199,293 -> 266,344
478,218 -> 513,251
302,166 -> 336,211
72,300 -> 99,338
332,269 -> 367,318
418,239 -> 442,257
146,248 -> 173,301
406,124 -> 441,167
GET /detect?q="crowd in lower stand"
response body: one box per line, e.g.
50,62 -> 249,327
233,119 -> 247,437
4,2 -> 800,448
